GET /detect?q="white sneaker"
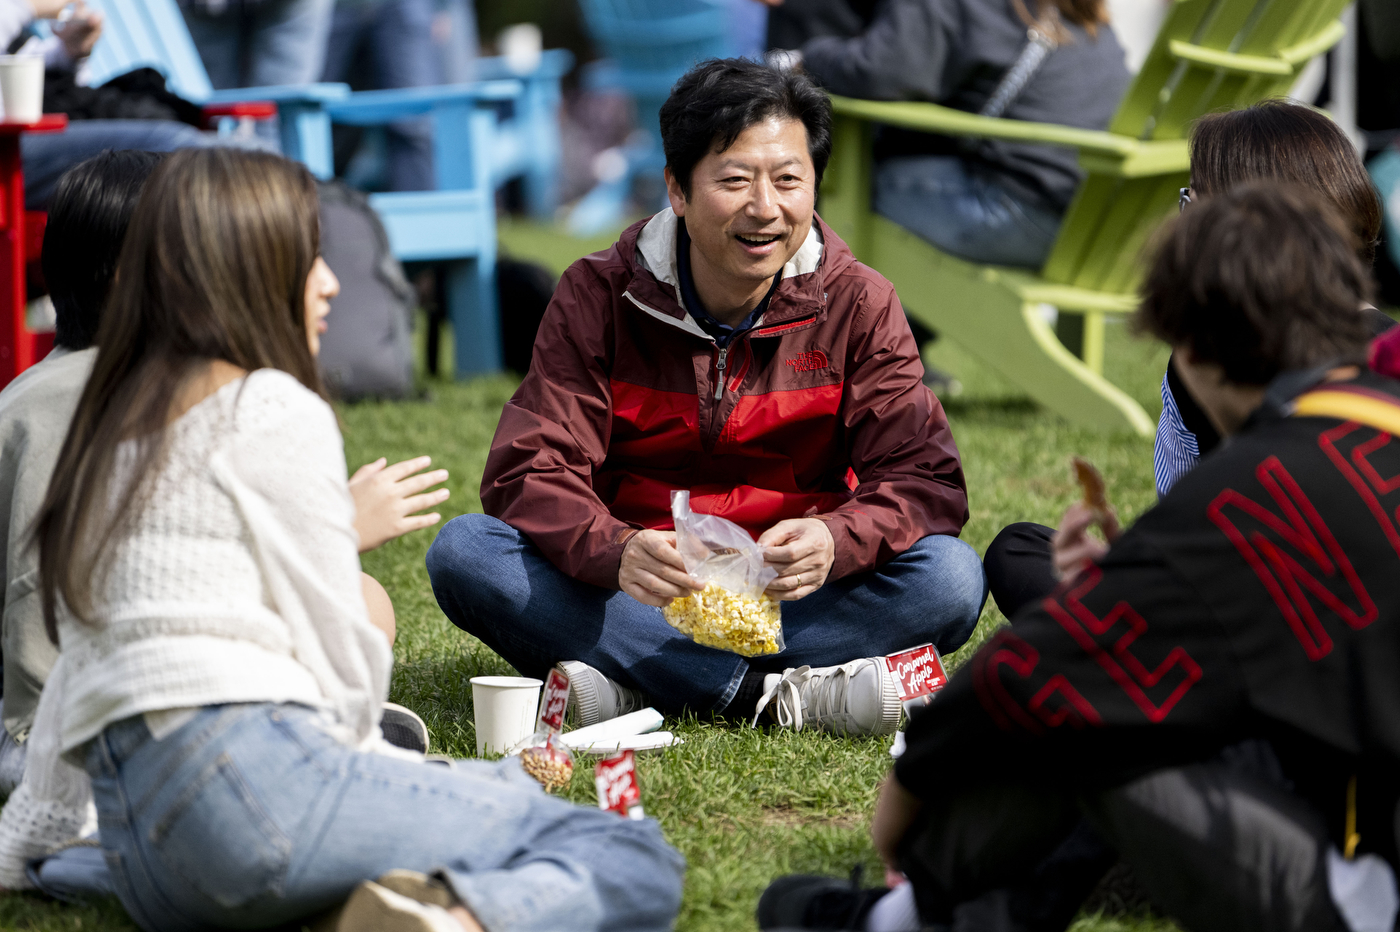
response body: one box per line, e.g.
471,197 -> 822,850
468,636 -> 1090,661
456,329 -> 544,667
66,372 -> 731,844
557,660 -> 646,728
752,659 -> 900,736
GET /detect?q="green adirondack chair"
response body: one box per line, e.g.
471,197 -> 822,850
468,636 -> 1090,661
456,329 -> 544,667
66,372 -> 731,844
818,0 -> 1351,435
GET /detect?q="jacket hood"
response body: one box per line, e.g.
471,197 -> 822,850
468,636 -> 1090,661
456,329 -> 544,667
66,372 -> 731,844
617,209 -> 858,337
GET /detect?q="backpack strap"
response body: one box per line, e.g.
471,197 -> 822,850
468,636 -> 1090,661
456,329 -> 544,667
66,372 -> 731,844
1291,386 -> 1400,436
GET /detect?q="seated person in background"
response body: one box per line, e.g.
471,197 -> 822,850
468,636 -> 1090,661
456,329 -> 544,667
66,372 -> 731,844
2,0 -> 274,210
761,185 -> 1400,932
985,99 -> 1397,621
0,149 -> 450,795
785,0 -> 1130,269
0,150 -> 162,797
1,148 -> 684,931
427,59 -> 986,736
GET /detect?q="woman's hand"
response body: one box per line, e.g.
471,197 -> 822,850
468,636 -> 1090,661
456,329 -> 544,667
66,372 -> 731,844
349,456 -> 449,553
1050,501 -> 1119,580
871,774 -> 922,881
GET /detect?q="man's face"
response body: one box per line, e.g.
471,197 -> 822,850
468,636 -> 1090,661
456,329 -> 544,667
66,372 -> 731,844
666,117 -> 816,291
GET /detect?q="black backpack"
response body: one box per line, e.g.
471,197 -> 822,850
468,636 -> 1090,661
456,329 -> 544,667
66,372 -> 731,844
316,180 -> 416,399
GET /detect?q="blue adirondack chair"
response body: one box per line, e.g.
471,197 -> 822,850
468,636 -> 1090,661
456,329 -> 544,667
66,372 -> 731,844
82,0 -> 349,176
571,0 -> 735,234
475,48 -> 574,219
80,0 -> 547,376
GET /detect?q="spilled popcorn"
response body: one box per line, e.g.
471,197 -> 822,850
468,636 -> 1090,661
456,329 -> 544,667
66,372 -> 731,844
663,583 -> 783,657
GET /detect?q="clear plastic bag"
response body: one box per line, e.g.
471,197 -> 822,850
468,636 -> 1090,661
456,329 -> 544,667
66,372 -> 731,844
661,490 -> 784,657
519,731 -> 575,792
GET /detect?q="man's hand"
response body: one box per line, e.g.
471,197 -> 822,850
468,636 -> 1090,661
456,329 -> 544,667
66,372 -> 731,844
349,456 -> 449,553
759,517 -> 834,601
871,774 -> 922,883
52,2 -> 102,60
619,529 -> 703,606
1050,501 -> 1119,580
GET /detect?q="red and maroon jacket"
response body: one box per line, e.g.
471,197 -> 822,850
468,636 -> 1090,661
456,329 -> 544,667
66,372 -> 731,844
481,209 -> 970,589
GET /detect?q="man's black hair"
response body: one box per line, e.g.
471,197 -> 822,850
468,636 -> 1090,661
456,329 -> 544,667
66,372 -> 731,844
660,59 -> 832,199
42,149 -> 164,351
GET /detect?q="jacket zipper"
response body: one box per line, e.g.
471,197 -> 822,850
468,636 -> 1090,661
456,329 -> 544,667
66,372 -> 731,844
713,346 -> 729,401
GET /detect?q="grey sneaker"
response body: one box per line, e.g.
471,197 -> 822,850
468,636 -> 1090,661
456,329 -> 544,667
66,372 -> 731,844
752,659 -> 900,736
337,880 -> 460,932
557,660 -> 646,728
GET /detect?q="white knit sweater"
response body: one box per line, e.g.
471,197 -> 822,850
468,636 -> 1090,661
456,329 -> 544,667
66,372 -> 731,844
0,369 -> 396,886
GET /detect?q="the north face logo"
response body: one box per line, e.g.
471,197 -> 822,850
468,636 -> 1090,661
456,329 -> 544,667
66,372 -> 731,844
785,350 -> 829,372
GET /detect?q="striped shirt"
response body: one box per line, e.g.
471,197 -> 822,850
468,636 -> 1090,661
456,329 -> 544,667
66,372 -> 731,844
1153,370 -> 1199,498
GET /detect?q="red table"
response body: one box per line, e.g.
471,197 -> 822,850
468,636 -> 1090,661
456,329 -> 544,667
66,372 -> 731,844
0,113 -> 66,387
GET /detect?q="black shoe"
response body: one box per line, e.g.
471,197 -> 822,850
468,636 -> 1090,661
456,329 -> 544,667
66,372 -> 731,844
380,702 -> 430,754
757,867 -> 888,930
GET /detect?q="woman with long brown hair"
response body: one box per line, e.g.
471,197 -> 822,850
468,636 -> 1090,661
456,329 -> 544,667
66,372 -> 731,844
18,148 -> 683,932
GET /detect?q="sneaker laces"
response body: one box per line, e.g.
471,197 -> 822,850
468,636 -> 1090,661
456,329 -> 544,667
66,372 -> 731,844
806,663 -> 856,727
752,666 -> 812,729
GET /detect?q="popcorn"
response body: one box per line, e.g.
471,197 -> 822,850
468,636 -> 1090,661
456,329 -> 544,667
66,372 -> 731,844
520,742 -> 574,792
663,583 -> 783,657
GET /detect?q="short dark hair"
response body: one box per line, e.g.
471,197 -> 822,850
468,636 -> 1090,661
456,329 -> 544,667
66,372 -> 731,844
1190,100 -> 1381,264
660,58 -> 832,199
42,149 -> 164,350
1137,183 -> 1373,386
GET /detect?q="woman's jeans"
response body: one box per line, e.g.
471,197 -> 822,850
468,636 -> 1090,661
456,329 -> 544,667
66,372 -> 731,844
874,155 -> 1064,269
427,514 -> 988,715
85,703 -> 684,932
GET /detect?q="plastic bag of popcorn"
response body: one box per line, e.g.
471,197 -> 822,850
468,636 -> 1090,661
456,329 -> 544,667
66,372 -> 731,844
661,490 -> 784,657
515,669 -> 576,792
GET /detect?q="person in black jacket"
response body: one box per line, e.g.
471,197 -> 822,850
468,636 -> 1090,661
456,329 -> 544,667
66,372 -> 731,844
759,184 -> 1400,932
774,0 -> 1130,269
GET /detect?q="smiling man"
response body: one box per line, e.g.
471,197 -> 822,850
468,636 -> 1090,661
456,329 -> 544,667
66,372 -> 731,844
426,59 -> 985,734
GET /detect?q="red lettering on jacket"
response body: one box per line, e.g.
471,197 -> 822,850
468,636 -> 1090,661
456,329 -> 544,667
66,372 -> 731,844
1318,423 -> 1400,560
973,630 -> 1102,734
1043,568 -> 1202,723
784,350 -> 829,372
1208,456 -> 1377,661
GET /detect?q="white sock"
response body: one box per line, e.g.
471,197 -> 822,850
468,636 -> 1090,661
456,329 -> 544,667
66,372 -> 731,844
865,881 -> 920,932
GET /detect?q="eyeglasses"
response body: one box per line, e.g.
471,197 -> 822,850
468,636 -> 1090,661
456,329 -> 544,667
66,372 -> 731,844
1179,187 -> 1192,212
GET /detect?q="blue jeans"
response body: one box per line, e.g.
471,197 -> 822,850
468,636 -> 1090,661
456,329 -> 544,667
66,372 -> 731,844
20,120 -> 252,211
874,155 -> 1063,269
322,0 -> 439,192
85,703 -> 684,932
182,0 -> 335,89
426,514 -> 987,714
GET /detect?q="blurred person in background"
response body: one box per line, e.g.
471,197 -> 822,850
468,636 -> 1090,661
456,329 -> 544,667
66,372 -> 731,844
2,0 -> 233,209
180,0 -> 334,89
764,0 -> 1130,270
322,0 -> 440,192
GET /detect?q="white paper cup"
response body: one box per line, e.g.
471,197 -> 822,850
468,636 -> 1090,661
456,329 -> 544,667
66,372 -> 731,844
0,56 -> 44,123
470,675 -> 543,756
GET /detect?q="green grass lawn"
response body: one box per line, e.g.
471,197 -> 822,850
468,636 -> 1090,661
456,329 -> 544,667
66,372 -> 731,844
0,318 -> 1182,932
